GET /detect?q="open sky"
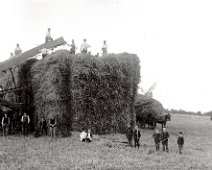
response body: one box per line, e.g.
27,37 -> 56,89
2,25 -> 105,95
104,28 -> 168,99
0,0 -> 212,112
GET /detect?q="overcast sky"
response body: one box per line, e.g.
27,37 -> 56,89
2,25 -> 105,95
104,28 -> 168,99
1,0 -> 212,112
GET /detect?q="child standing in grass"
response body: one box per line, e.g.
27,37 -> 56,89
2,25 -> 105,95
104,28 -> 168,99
134,125 -> 141,148
126,124 -> 133,147
153,129 -> 161,151
161,128 -> 169,152
177,131 -> 184,154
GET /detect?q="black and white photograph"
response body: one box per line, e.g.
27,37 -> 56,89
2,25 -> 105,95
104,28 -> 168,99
0,0 -> 212,169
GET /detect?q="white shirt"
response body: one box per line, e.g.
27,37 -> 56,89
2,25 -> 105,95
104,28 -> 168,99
87,133 -> 92,141
40,48 -> 48,55
21,115 -> 30,124
14,47 -> 22,56
80,43 -> 91,52
46,31 -> 51,38
102,44 -> 108,49
80,131 -> 87,141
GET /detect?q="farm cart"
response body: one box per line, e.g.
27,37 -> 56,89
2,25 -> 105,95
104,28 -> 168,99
135,94 -> 170,130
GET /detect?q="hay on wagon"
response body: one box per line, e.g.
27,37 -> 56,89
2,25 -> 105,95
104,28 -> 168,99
135,94 -> 165,123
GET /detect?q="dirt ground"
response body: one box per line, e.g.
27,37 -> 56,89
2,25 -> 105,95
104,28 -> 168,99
0,114 -> 212,170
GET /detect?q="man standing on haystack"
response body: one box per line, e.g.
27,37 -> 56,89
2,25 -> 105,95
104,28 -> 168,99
102,40 -> 108,55
14,43 -> 22,56
68,39 -> 77,54
45,28 -> 53,43
21,112 -> 30,137
80,39 -> 91,54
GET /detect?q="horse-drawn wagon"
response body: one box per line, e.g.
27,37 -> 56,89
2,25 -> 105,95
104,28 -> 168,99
135,94 -> 171,129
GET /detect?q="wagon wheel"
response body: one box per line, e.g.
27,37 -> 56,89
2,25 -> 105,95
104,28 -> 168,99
151,121 -> 156,129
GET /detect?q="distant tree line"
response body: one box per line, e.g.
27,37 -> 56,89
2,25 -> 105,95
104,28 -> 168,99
164,108 -> 203,116
203,111 -> 212,117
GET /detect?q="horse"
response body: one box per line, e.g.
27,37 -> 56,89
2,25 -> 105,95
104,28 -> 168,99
156,113 -> 171,129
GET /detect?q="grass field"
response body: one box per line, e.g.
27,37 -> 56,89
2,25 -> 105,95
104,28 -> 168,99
0,114 -> 212,170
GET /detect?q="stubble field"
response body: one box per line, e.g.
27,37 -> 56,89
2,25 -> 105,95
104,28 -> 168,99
0,113 -> 212,170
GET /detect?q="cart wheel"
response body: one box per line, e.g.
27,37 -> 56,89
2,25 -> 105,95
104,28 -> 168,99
151,122 -> 156,129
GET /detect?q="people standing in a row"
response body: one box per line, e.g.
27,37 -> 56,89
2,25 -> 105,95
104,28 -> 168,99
80,128 -> 93,142
126,124 -> 141,148
21,112 -> 30,137
152,128 -> 170,152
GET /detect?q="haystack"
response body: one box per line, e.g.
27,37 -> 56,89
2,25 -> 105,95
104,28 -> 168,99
31,50 -> 71,136
70,53 -> 140,134
31,50 -> 140,135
